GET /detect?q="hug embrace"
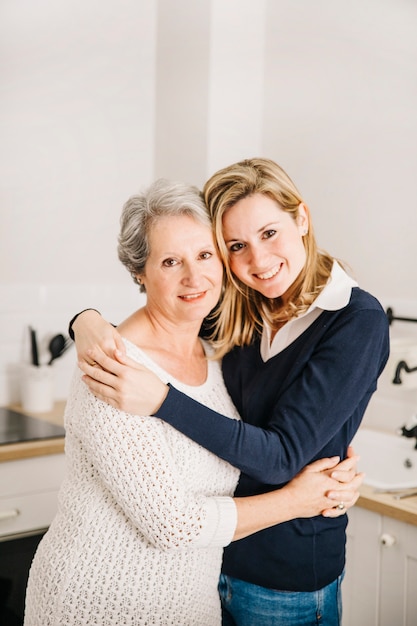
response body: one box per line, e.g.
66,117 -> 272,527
25,158 -> 389,626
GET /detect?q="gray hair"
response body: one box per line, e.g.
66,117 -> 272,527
118,178 -> 211,291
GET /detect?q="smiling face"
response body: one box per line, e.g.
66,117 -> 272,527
222,193 -> 308,300
140,214 -> 223,326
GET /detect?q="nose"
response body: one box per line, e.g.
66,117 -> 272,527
181,261 -> 201,286
247,244 -> 267,268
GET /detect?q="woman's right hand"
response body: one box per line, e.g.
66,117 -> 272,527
78,347 -> 169,415
284,454 -> 364,519
72,310 -> 126,365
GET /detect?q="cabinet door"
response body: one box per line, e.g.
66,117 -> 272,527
379,517 -> 417,626
344,507 -> 382,626
0,454 -> 65,538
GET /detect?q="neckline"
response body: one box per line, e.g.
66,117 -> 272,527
122,337 -> 212,389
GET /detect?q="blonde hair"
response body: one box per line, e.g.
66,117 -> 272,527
203,158 -> 334,357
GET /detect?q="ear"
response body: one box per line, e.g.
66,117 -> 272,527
296,203 -> 309,235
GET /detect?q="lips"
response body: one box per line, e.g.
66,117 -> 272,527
179,291 -> 206,301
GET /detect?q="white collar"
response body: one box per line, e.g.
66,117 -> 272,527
308,260 -> 358,313
260,261 -> 358,361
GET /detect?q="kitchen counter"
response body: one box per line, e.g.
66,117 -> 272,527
356,484 -> 417,527
1,407 -> 417,526
0,401 -> 66,462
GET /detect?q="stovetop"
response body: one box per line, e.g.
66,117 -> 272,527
0,407 -> 65,445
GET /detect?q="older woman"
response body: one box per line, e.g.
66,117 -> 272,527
24,179 -> 359,626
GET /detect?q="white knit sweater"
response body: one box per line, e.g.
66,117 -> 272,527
24,339 -> 240,626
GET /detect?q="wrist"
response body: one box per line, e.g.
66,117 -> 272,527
151,383 -> 170,415
68,309 -> 101,340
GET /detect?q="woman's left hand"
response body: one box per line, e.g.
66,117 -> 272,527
321,445 -> 364,517
79,348 -> 168,415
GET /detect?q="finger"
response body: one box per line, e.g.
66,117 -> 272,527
347,445 -> 356,458
82,374 -> 117,399
322,492 -> 360,517
331,455 -> 360,479
334,454 -> 360,470
328,472 -> 365,496
304,456 -> 340,473
327,489 -> 359,505
80,364 -> 117,389
77,344 -> 107,367
331,468 -> 356,483
88,387 -> 118,409
114,334 -> 127,356
113,350 -> 142,369
322,504 -> 349,518
85,350 -> 124,376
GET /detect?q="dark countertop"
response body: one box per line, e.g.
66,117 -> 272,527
0,402 -> 66,462
0,406 -> 65,445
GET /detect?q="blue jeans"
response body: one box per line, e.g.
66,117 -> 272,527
219,572 -> 344,626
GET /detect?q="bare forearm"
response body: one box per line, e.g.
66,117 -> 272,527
233,489 -> 298,541
232,456 -> 363,541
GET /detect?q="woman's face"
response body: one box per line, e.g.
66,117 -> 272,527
222,193 -> 308,299
141,214 -> 223,325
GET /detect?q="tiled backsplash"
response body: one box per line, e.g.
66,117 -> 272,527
0,283 -> 144,407
1,285 -> 417,436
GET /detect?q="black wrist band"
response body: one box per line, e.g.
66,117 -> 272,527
68,309 -> 101,341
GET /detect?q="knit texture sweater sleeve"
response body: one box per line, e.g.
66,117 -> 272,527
67,349 -> 238,550
155,290 -> 390,484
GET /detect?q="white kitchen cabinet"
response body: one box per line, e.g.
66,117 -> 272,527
0,454 -> 65,539
0,454 -> 65,624
343,506 -> 417,626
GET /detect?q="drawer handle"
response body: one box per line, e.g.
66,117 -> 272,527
380,533 -> 396,547
0,509 -> 20,521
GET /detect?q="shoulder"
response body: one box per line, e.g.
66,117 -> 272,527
330,288 -> 390,360
349,287 -> 385,311
346,288 -> 389,330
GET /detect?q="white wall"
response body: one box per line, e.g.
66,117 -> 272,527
154,0 -> 211,185
1,0 -> 416,426
0,0 -> 156,402
0,0 -> 157,285
263,0 -> 417,301
206,0 -> 266,178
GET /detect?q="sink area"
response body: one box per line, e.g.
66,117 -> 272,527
351,427 -> 417,491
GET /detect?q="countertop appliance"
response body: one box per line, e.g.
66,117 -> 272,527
0,407 -> 65,446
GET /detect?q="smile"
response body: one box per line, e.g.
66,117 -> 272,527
179,292 -> 206,300
255,265 -> 281,280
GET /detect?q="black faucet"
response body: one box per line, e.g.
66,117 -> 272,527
392,360 -> 417,384
399,422 -> 417,449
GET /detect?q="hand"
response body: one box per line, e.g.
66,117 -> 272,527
72,310 -> 126,366
328,445 -> 360,484
78,348 -> 168,415
284,455 -> 364,519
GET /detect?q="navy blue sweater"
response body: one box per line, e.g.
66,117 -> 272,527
155,288 -> 390,591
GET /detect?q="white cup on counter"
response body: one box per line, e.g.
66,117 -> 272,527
20,365 -> 54,413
